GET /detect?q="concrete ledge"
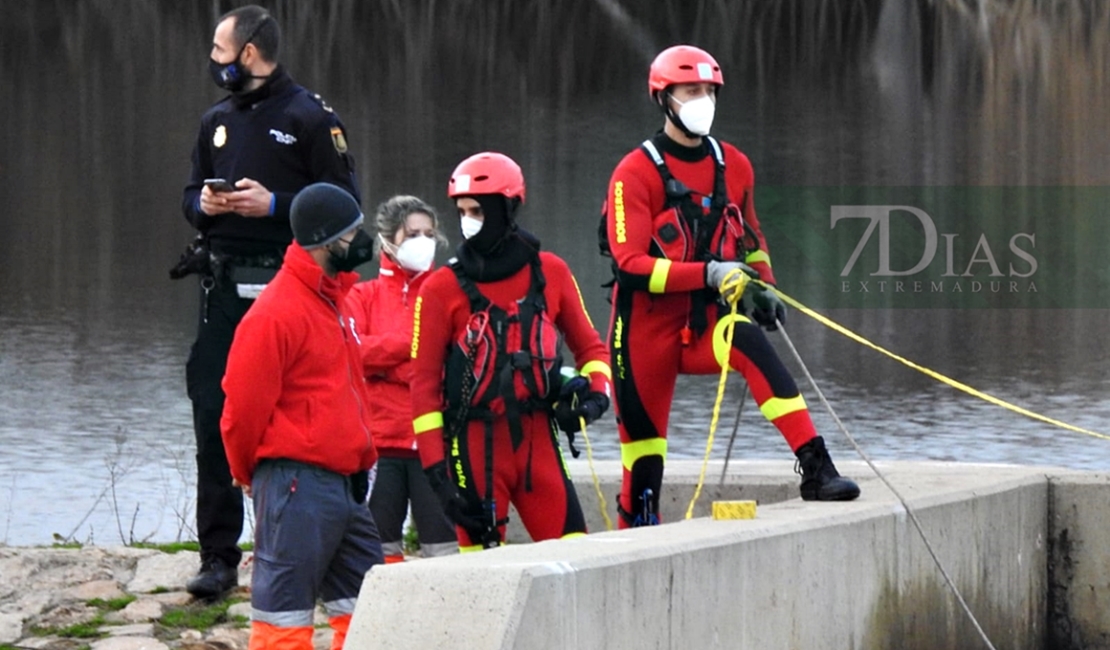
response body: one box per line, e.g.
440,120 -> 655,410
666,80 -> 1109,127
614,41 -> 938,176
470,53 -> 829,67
345,460 -> 1107,649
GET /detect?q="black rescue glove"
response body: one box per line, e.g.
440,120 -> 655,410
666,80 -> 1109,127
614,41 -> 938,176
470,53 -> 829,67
424,461 -> 487,539
747,284 -> 787,331
554,376 -> 609,434
348,470 -> 369,504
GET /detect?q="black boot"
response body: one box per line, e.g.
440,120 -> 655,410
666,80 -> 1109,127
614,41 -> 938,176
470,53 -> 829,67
186,558 -> 238,599
794,436 -> 860,501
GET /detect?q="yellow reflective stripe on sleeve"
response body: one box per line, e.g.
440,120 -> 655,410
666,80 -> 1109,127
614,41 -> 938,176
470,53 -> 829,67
561,532 -> 587,540
745,250 -> 771,267
570,274 -> 595,329
579,360 -> 612,380
759,395 -> 808,421
648,259 -> 672,293
620,438 -> 668,472
459,544 -> 484,553
412,411 -> 444,434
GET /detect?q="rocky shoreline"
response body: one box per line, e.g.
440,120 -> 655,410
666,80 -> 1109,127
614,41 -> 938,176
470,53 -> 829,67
0,546 -> 334,650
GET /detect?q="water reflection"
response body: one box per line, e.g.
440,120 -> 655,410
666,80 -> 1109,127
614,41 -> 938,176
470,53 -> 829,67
1,0 -> 1108,545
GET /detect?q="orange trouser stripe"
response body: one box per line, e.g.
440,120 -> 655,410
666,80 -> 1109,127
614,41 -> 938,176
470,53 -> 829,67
249,621 -> 313,650
329,614 -> 351,650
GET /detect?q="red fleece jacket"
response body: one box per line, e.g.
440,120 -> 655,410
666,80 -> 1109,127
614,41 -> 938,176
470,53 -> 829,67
221,243 -> 377,484
345,256 -> 431,455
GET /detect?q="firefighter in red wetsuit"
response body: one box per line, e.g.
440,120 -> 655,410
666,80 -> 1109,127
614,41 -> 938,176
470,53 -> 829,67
604,45 -> 860,527
410,152 -> 612,551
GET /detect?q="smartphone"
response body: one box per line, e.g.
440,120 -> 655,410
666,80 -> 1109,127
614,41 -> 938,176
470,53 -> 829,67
204,178 -> 237,193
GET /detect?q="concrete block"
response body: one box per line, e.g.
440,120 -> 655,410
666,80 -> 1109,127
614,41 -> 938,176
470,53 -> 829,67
1047,472 -> 1110,650
348,461 -> 1063,649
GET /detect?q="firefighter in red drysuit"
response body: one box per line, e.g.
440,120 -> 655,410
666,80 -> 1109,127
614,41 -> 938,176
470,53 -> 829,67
410,152 -> 612,551
603,45 -> 860,527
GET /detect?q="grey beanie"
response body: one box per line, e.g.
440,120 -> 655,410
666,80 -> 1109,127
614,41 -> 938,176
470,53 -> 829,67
291,183 -> 364,249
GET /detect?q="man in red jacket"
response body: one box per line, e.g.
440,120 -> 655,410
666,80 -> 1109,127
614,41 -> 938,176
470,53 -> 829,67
221,182 -> 381,650
409,152 -> 613,551
603,45 -> 860,527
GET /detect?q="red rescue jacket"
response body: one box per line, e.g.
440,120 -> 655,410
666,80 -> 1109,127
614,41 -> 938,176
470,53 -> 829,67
221,244 -> 377,484
346,256 -> 431,456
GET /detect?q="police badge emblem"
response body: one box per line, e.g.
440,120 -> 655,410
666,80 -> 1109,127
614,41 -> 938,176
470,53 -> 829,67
213,125 -> 227,148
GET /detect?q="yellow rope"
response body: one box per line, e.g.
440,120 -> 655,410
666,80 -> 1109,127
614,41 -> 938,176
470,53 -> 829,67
774,290 -> 1110,442
578,415 -> 614,530
685,269 -> 748,519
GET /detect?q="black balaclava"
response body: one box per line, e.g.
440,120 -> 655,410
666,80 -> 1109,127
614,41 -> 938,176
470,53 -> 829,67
465,194 -> 513,255
457,194 -> 538,282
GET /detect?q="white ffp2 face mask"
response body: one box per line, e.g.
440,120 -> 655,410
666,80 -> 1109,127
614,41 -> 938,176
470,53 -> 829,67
394,235 -> 437,273
673,94 -> 716,136
460,216 -> 484,240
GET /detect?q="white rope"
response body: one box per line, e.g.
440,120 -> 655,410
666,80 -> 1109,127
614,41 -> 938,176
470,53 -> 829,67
775,319 -> 998,650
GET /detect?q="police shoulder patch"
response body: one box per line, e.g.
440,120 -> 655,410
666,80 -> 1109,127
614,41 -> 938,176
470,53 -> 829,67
330,126 -> 348,154
310,92 -> 334,113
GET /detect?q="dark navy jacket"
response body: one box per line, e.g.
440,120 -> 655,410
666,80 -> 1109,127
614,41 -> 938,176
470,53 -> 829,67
182,66 -> 360,257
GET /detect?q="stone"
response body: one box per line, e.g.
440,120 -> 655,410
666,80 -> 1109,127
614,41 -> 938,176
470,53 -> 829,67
34,602 -> 99,630
148,591 -> 194,607
10,590 -> 53,619
90,636 -> 171,650
106,623 -> 155,637
226,602 -> 251,621
0,612 -> 24,644
126,552 -> 200,594
312,627 -> 333,650
59,580 -> 126,603
12,636 -> 60,649
206,626 -> 249,650
117,599 -> 164,623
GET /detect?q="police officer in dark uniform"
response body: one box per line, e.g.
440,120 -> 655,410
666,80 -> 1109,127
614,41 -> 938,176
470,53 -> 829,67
178,4 -> 360,599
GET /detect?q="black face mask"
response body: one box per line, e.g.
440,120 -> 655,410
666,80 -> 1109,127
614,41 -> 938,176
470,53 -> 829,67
327,229 -> 375,273
208,21 -> 267,92
209,55 -> 251,92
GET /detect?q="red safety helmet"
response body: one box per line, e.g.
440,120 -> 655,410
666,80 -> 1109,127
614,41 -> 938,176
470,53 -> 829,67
647,45 -> 723,98
447,152 -> 526,204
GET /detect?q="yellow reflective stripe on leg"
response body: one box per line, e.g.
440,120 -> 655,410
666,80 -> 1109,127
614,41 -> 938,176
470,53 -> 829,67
759,395 -> 808,421
620,438 -> 668,472
459,544 -> 484,553
561,532 -> 587,540
712,312 -> 752,367
745,250 -> 771,267
413,411 -> 444,434
648,259 -> 672,293
579,360 -> 612,380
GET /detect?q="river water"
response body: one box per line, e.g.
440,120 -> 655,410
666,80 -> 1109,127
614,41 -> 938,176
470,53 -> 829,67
1,0 -> 1108,546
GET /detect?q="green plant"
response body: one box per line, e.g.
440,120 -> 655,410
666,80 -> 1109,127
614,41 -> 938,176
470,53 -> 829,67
402,521 -> 420,556
158,596 -> 246,631
30,614 -> 108,639
87,596 -> 136,611
129,541 -> 200,554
